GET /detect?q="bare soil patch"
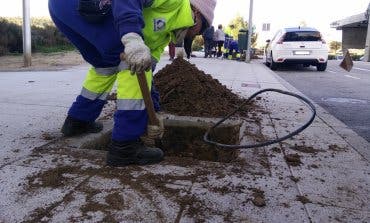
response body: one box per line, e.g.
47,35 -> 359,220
0,51 -> 85,72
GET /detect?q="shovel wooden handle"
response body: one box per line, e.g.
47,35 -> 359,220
137,72 -> 160,126
120,53 -> 159,126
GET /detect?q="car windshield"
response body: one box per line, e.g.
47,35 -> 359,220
283,31 -> 321,42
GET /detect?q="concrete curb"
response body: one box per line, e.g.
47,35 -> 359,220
255,62 -> 370,161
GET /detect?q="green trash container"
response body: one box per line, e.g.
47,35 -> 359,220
238,29 -> 248,51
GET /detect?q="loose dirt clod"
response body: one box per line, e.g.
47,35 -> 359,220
154,58 -> 259,117
271,147 -> 281,153
41,132 -> 54,140
296,195 -> 311,204
328,144 -> 346,152
289,176 -> 300,182
107,92 -> 117,101
251,188 -> 266,207
27,166 -> 77,188
284,154 -> 302,166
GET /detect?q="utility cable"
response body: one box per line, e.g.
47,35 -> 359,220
203,88 -> 316,149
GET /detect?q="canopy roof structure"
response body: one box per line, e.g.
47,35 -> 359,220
331,12 -> 368,30
331,4 -> 370,61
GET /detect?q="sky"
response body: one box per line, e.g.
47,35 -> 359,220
1,0 -> 369,46
213,0 -> 370,45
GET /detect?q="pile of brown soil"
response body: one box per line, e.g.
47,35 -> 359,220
154,58 -> 258,118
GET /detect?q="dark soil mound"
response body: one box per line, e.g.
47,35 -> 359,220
154,58 -> 258,117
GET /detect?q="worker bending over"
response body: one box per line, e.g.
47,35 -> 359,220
48,0 -> 216,166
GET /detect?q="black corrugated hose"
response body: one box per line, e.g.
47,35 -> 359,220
203,88 -> 316,149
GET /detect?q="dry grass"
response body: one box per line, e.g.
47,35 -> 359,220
0,51 -> 86,71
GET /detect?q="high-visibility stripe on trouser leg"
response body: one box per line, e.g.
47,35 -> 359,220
112,70 -> 153,142
68,67 -> 116,122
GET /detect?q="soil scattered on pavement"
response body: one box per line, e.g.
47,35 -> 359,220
284,154 -> 302,166
328,144 -> 346,152
289,144 -> 325,154
0,51 -> 85,71
27,166 -> 78,188
154,58 -> 260,118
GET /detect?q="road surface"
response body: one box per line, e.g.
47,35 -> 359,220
273,60 -> 370,142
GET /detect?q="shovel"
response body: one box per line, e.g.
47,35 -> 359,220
120,53 -> 161,146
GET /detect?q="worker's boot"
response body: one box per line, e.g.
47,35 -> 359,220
106,139 -> 164,167
61,116 -> 103,137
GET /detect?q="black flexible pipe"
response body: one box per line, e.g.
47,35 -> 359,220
203,88 -> 316,148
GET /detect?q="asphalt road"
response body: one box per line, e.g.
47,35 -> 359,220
271,60 -> 370,142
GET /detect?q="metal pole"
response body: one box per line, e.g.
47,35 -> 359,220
22,0 -> 32,67
245,0 -> 254,63
363,3 -> 370,62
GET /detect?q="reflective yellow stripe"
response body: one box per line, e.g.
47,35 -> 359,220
95,67 -> 118,75
81,87 -> 109,100
116,70 -> 152,99
83,67 -> 117,93
117,99 -> 145,110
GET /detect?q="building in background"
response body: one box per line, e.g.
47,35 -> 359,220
331,3 -> 370,61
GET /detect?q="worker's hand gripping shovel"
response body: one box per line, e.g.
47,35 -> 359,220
120,53 -> 164,146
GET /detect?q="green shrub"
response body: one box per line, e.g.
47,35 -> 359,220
0,17 -> 74,56
192,35 -> 204,51
351,54 -> 363,61
328,54 -> 336,60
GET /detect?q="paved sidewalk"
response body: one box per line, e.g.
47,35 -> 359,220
0,57 -> 369,222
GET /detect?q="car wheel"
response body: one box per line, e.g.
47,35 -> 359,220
270,54 -> 278,70
265,54 -> 270,66
316,62 -> 327,71
303,64 -> 310,68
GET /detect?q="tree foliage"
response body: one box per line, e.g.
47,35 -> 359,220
329,41 -> 342,54
224,15 -> 258,47
225,15 -> 247,40
0,17 -> 73,56
299,20 -> 308,27
192,35 -> 204,51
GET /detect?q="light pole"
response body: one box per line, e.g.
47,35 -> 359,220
245,0 -> 254,63
364,3 -> 370,62
22,0 -> 32,67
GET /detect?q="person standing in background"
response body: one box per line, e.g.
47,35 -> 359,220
202,26 -> 214,58
184,37 -> 193,60
214,24 -> 225,58
168,42 -> 175,60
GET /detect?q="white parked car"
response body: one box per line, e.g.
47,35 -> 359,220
265,27 -> 329,71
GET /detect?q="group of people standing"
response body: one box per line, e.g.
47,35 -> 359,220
168,37 -> 193,60
203,24 -> 225,58
168,23 -> 239,61
168,24 -> 226,60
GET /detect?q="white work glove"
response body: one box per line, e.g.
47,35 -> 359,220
175,47 -> 185,58
121,32 -> 152,74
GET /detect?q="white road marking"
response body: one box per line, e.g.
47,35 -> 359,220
344,75 -> 361,80
353,67 -> 370,72
327,70 -> 336,73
